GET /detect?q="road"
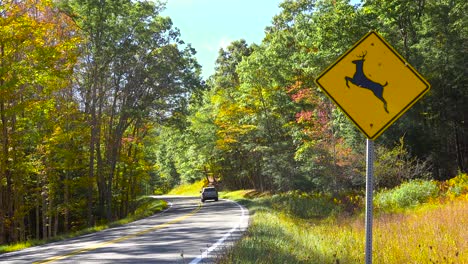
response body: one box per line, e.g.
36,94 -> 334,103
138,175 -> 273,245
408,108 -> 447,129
0,196 -> 249,264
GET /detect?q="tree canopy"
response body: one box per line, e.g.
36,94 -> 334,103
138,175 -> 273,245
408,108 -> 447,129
156,0 -> 466,194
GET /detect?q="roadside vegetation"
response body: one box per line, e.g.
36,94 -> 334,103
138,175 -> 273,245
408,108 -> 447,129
217,174 -> 467,263
169,174 -> 467,263
0,198 -> 167,254
220,197 -> 466,264
168,180 -> 207,196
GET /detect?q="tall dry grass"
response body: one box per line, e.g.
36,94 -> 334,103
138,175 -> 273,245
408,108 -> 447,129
220,197 -> 467,263
373,199 -> 467,263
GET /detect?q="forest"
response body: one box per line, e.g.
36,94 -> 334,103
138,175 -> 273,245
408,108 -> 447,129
0,0 -> 466,246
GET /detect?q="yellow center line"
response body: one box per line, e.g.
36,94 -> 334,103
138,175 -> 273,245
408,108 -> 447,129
34,202 -> 203,264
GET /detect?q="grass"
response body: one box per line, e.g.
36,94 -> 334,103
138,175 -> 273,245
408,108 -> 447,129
219,210 -> 362,263
168,180 -> 206,196
0,197 -> 167,254
373,200 -> 467,263
217,185 -> 468,263
217,191 -> 361,264
220,189 -> 259,200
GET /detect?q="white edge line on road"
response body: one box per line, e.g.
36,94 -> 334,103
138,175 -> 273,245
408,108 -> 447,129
189,199 -> 249,264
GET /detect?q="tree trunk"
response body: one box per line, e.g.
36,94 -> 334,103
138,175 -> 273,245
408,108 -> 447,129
88,142 -> 95,227
105,117 -> 128,221
41,183 -> 48,240
96,97 -> 106,221
48,197 -> 53,239
88,107 -> 96,227
455,123 -> 466,173
0,42 -> 5,244
36,204 -> 40,240
0,99 -> 7,244
54,209 -> 58,237
64,172 -> 69,233
20,220 -> 25,242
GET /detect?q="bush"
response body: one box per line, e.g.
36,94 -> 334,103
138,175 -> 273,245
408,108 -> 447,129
446,173 -> 468,198
168,179 -> 207,195
132,197 -> 167,218
375,180 -> 439,211
374,138 -> 431,190
269,191 -> 340,219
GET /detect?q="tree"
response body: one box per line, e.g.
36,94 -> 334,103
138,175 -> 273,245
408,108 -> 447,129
0,0 -> 80,243
0,0 -> 202,244
363,0 -> 468,178
69,0 -> 202,222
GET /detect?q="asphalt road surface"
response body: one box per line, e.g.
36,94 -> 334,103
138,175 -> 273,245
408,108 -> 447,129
0,196 -> 249,264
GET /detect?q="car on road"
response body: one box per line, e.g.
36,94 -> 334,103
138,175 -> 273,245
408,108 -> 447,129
201,187 -> 218,202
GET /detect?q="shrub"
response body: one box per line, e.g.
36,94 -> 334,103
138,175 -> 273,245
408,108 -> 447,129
375,180 -> 439,211
446,173 -> 468,198
133,197 -> 167,218
168,179 -> 207,195
270,191 -> 340,219
374,138 -> 431,190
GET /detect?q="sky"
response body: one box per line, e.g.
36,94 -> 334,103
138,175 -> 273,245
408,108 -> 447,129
162,0 -> 283,80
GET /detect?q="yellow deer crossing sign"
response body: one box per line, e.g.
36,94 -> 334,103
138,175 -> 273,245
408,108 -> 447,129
315,31 -> 430,140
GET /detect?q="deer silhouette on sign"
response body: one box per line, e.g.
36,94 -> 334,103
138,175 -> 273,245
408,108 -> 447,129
345,51 -> 389,113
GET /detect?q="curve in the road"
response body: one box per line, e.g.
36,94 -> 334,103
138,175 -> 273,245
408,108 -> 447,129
0,196 -> 248,263
189,199 -> 248,264
34,202 -> 203,264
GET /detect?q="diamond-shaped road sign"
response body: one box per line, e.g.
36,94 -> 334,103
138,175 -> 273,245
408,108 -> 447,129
315,31 -> 430,140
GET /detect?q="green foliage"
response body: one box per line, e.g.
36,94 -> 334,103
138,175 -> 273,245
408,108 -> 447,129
67,0 -> 201,221
221,189 -> 340,219
168,180 -> 207,196
375,180 -> 439,211
367,0 -> 468,179
374,137 -> 431,190
156,0 -> 467,196
220,189 -> 262,201
269,191 -> 341,219
0,0 -> 82,244
127,197 -> 167,221
0,0 -> 202,244
445,173 -> 468,198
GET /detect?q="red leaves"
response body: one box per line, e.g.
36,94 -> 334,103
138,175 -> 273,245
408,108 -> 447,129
286,80 -> 333,138
295,110 -> 313,123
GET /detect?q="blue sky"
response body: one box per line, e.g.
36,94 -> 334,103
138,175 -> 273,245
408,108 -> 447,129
162,0 -> 283,79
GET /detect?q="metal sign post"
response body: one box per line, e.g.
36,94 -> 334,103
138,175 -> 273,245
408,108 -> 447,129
365,139 -> 374,264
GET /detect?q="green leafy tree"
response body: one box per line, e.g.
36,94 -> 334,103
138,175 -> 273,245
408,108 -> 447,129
69,0 -> 202,222
363,0 -> 467,178
0,0 -> 80,243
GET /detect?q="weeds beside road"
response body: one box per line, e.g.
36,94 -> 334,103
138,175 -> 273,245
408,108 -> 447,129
217,174 -> 468,263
